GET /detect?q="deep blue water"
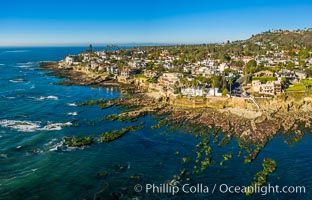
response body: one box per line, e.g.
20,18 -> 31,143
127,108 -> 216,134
0,47 -> 311,200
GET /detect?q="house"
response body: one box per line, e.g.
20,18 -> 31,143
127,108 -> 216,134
65,56 -> 75,65
158,73 -> 183,86
275,70 -> 296,80
143,70 -> 158,78
218,63 -> 230,72
294,70 -> 307,80
252,80 -> 282,96
163,62 -> 173,69
207,88 -> 222,97
242,56 -> 253,64
253,70 -> 274,77
181,86 -> 204,97
90,61 -> 99,70
120,67 -> 138,79
129,60 -> 143,68
106,65 -> 119,74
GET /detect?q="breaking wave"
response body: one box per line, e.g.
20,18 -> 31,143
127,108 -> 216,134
0,120 -> 40,132
67,112 -> 78,116
66,103 -> 77,107
9,78 -> 27,83
39,122 -> 72,131
34,96 -> 59,101
2,96 -> 15,99
0,120 -> 72,132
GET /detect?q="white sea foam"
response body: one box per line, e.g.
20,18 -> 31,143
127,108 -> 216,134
67,112 -> 78,116
39,122 -> 72,131
35,96 -> 59,101
39,124 -> 62,131
0,120 -> 72,132
15,65 -> 30,68
0,120 -> 41,132
48,140 -> 64,152
9,78 -> 27,83
2,96 -> 15,99
15,65 -> 35,70
17,62 -> 35,65
66,103 -> 77,107
45,138 -> 57,146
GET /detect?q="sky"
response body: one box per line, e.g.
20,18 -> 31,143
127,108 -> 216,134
0,0 -> 312,46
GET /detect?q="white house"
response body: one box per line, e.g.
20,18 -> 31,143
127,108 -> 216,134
207,88 -> 222,96
219,63 -> 229,72
65,56 -> 74,65
181,86 -> 204,97
252,80 -> 282,96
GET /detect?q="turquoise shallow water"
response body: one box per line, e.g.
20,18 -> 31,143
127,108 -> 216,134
0,47 -> 311,200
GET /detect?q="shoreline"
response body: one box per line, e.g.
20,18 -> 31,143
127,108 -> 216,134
40,61 -> 312,162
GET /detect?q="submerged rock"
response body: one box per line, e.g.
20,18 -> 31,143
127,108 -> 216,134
97,170 -> 108,179
64,136 -> 93,147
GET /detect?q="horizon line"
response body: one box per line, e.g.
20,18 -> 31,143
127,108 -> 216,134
1,27 -> 311,48
0,42 -> 226,48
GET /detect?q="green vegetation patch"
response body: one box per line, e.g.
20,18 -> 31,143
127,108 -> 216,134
78,98 -> 115,109
64,136 -> 93,147
252,76 -> 277,83
246,158 -> 277,196
220,153 -> 233,166
286,84 -> 305,92
301,79 -> 312,86
193,138 -> 212,173
98,125 -> 143,143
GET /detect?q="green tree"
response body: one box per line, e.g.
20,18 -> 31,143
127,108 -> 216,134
223,54 -> 231,62
211,76 -> 221,96
286,62 -> 295,71
211,78 -> 216,96
272,64 -> 281,72
222,76 -> 227,89
146,62 -> 154,70
299,49 -> 309,59
173,82 -> 180,94
244,60 -> 257,75
306,67 -> 312,78
222,88 -> 229,97
235,60 -> 245,67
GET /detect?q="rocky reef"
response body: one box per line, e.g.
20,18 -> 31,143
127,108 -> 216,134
246,158 -> 277,196
98,125 -> 143,143
64,136 -> 93,147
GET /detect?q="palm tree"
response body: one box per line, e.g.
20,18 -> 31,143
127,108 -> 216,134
228,79 -> 233,97
212,78 -> 216,96
191,79 -> 197,88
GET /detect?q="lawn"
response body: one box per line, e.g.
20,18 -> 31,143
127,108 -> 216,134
301,79 -> 312,86
286,84 -> 305,92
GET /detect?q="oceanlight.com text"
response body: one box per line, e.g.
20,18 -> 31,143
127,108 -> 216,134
134,183 -> 306,196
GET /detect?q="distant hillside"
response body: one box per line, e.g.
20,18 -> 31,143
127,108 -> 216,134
247,29 -> 312,48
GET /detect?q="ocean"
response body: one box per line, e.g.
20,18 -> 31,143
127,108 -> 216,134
0,47 -> 311,200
